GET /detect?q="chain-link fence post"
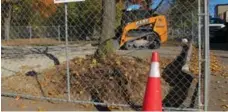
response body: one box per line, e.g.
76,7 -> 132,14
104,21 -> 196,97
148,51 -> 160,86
58,25 -> 61,42
198,0 -> 203,110
29,25 -> 32,43
64,3 -> 71,102
203,0 -> 210,111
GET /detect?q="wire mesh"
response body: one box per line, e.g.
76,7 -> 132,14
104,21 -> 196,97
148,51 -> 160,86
1,0 -> 208,111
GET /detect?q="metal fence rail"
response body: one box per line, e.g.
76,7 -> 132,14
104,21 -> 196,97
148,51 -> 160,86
1,0 -> 210,111
7,25 -> 197,41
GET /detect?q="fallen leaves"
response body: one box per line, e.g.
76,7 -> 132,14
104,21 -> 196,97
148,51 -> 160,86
210,52 -> 224,74
108,105 -> 122,110
115,59 -> 121,65
221,104 -> 228,109
89,58 -> 99,68
81,104 -> 93,108
15,96 -> 20,101
219,99 -> 227,102
79,90 -> 84,94
18,104 -> 27,109
159,58 -> 172,69
92,58 -> 97,65
37,107 -> 46,111
31,101 -> 37,104
190,47 -> 226,76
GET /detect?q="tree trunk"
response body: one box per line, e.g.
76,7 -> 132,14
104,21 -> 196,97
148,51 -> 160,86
94,0 -> 116,59
3,3 -> 12,40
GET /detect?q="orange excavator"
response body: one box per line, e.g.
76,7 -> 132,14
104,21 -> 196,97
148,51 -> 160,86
114,0 -> 168,50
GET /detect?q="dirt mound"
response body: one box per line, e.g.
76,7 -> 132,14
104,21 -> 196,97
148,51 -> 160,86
2,50 -> 226,106
2,54 -> 170,105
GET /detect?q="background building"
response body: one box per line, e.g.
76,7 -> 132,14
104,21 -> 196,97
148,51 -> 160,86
215,4 -> 228,22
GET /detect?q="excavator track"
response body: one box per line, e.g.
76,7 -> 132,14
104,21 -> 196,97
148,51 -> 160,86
122,32 -> 161,50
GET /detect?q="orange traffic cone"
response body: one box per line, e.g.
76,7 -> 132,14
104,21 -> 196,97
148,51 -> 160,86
142,52 -> 162,111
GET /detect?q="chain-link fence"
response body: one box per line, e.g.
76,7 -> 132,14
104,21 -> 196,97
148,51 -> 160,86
1,0 -> 211,111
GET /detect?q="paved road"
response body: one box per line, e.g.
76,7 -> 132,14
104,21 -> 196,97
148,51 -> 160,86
1,44 -> 182,77
1,44 -> 96,77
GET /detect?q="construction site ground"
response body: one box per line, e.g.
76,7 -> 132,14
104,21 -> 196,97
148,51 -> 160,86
1,43 -> 228,111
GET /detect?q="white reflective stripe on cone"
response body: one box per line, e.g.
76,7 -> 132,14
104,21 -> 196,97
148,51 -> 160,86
149,62 -> 160,78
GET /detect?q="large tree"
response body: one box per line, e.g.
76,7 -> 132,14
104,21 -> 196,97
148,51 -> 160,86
1,0 -> 20,40
94,0 -> 116,59
1,0 -> 59,40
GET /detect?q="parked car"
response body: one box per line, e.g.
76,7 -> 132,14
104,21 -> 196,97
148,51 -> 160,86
209,17 -> 228,43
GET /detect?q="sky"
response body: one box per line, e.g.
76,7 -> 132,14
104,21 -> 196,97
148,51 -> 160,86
209,0 -> 228,17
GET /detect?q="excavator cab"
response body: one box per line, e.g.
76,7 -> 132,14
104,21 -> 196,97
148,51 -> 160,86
121,10 -> 155,25
114,0 -> 168,50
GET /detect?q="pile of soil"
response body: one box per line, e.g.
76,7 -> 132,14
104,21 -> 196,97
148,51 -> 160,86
2,49 -> 226,106
2,54 -> 170,105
